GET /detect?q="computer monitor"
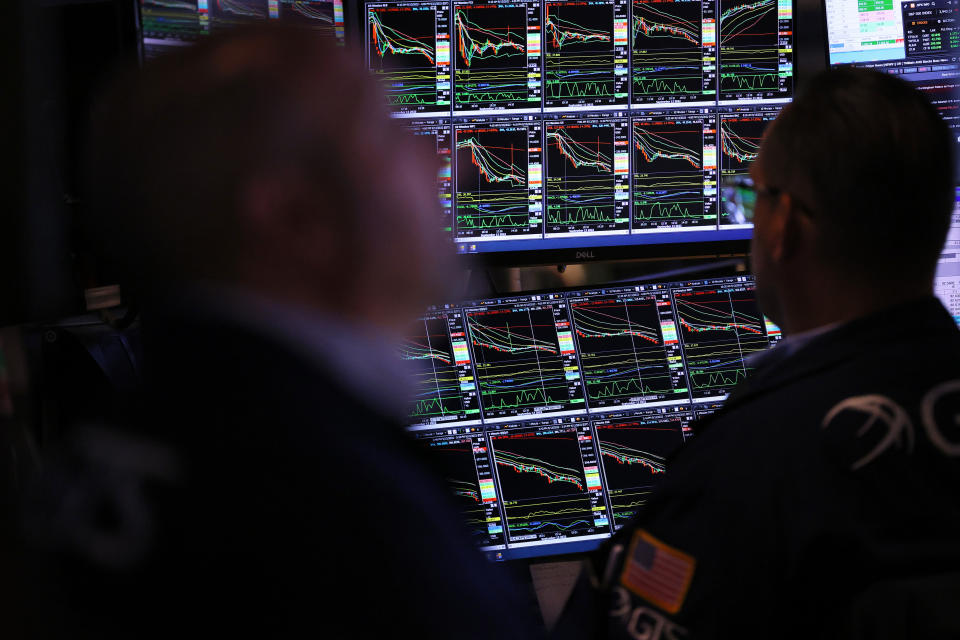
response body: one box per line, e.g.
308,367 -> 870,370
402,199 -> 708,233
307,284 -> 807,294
935,187 -> 960,323
362,0 -> 797,262
140,0 -> 346,59
823,0 -> 960,179
401,273 -> 781,559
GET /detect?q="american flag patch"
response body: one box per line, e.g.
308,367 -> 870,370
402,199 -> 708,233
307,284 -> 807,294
620,529 -> 696,614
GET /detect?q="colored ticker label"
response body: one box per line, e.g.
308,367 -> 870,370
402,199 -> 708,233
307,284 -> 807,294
703,145 -> 717,170
615,18 -> 629,44
453,340 -> 472,364
584,465 -> 603,491
764,317 -> 781,336
660,320 -> 678,344
703,18 -> 716,46
557,330 -> 576,353
528,31 -> 542,55
480,478 -> 498,502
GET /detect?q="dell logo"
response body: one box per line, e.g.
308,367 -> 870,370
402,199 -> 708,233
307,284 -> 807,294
576,251 -> 596,259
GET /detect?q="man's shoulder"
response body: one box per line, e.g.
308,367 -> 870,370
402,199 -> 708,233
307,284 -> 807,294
701,300 -> 960,451
39,310 -> 541,639
647,299 -> 960,548
658,301 -> 960,563
590,305 -> 960,640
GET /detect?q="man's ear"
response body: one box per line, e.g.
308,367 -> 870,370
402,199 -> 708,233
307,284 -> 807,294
771,193 -> 806,264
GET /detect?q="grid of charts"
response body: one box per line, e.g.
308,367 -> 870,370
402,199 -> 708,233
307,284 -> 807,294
401,274 -> 781,559
365,0 -> 794,249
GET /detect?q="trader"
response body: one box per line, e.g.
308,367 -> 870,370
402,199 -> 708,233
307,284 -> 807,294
556,67 -> 960,639
23,27 -> 540,639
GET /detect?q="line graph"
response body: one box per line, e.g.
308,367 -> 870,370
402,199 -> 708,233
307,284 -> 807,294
600,442 -> 666,473
633,126 -> 700,167
549,128 -> 613,172
468,317 -> 557,354
466,301 -> 584,420
450,478 -> 481,503
672,283 -> 773,398
543,0 -> 628,108
278,0 -> 338,33
401,313 -> 480,425
718,111 -> 777,223
456,10 -> 525,65
209,0 -> 267,29
720,119 -> 760,166
453,2 -> 541,111
594,413 -> 686,528
416,430 -> 506,546
455,123 -> 543,239
545,119 -> 630,235
547,12 -> 610,47
215,0 -> 266,18
569,291 -> 688,410
631,0 -> 715,104
367,2 -> 451,114
718,0 -> 791,99
457,137 -> 527,186
494,449 -> 584,489
371,11 -> 435,63
634,10 -> 698,43
490,421 -> 610,543
290,0 -> 333,22
632,115 -> 717,229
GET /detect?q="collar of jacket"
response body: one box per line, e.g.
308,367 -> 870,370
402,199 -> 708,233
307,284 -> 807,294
694,295 -> 956,434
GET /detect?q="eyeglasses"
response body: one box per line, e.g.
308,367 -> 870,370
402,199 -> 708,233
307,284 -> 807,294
719,175 -> 780,224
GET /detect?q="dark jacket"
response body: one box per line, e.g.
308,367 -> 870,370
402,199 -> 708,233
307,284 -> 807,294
25,303 -> 540,639
558,296 -> 960,640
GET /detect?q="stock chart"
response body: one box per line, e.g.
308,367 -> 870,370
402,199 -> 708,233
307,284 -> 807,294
454,119 -> 544,238
544,115 -> 630,235
632,110 -> 718,229
401,311 -> 482,426
718,106 -> 779,224
567,287 -> 688,410
279,0 -> 336,30
593,409 -> 688,528
453,0 -> 543,112
465,297 -> 586,420
671,279 -> 780,399
719,114 -> 760,167
543,0 -> 630,109
358,0 -> 793,249
717,0 -> 792,100
489,418 -> 611,544
209,0 -> 268,29
405,276 -> 781,427
367,1 -> 452,114
415,428 -> 507,547
631,0 -> 716,105
402,276 -> 786,559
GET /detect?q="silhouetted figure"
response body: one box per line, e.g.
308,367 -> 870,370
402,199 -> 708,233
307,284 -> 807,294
23,27 -> 540,640
556,67 -> 960,640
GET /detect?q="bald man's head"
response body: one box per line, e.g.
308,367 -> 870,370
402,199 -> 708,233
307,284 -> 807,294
757,67 -> 954,286
86,27 -> 449,332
